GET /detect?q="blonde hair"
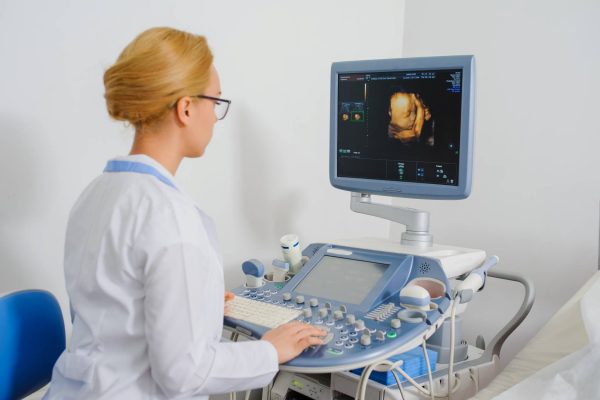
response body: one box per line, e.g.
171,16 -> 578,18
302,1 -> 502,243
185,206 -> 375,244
103,27 -> 213,129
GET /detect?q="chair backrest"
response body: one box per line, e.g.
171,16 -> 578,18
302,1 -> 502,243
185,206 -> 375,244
0,290 -> 66,400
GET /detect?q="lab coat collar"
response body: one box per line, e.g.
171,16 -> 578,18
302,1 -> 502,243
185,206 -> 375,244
110,154 -> 180,191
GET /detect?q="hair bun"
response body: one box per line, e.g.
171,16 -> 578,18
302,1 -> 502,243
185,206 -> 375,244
103,27 -> 213,129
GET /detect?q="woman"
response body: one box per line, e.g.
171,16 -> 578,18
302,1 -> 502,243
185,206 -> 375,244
44,27 -> 325,399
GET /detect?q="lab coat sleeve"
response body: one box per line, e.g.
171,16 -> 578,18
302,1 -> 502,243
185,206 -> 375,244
138,207 -> 279,397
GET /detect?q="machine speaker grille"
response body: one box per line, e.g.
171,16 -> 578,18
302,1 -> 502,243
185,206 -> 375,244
418,262 -> 431,274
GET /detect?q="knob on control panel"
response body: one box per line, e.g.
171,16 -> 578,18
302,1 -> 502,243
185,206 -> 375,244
302,308 -> 312,318
346,314 -> 356,325
282,292 -> 292,301
375,331 -> 386,341
333,310 -> 344,320
390,319 -> 401,329
318,308 -> 328,319
295,295 -> 305,304
354,320 -> 365,331
360,334 -> 372,346
309,298 -> 319,307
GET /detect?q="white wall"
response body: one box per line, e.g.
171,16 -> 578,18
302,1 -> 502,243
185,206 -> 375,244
396,0 -> 600,366
0,0 -> 405,333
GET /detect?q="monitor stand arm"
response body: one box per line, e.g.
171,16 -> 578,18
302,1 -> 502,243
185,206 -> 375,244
350,192 -> 433,247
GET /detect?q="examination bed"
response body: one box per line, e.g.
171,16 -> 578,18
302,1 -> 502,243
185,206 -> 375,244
472,271 -> 600,399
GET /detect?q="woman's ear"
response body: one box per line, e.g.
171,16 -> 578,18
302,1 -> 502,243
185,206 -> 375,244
175,97 -> 193,125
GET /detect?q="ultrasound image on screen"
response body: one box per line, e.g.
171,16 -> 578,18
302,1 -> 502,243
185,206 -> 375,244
337,69 -> 463,186
293,256 -> 388,305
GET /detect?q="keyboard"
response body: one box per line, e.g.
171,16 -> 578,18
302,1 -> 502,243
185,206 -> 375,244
226,296 -> 302,329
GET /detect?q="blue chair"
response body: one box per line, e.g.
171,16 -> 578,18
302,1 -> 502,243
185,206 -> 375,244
0,290 -> 66,400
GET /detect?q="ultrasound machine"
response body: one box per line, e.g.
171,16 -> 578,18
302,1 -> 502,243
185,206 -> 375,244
223,56 -> 534,400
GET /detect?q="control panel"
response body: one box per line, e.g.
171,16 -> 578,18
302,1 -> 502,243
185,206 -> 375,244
224,243 -> 451,372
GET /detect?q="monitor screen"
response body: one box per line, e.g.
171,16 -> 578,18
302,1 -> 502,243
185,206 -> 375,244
330,56 -> 474,199
293,256 -> 388,305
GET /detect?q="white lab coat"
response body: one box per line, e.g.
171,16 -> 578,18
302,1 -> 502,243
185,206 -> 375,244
44,154 -> 278,399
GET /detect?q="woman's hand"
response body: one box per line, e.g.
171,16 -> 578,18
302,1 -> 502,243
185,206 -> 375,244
224,291 -> 235,314
262,321 -> 327,364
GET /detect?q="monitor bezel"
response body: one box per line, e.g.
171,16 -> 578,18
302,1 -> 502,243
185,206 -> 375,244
329,55 -> 475,199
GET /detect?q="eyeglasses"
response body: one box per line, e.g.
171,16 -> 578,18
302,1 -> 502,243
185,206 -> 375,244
195,95 -> 232,120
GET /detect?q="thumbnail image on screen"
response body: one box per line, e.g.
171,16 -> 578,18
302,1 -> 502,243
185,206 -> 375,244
337,69 -> 463,186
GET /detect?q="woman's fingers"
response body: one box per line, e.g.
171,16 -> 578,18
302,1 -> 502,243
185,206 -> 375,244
223,291 -> 235,314
224,291 -> 235,301
279,320 -> 316,334
292,325 -> 327,339
298,335 -> 325,348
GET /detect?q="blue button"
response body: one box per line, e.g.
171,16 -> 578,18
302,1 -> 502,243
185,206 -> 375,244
340,329 -> 349,335
349,331 -> 358,337
344,343 -> 354,349
349,338 -> 359,344
340,335 -> 349,341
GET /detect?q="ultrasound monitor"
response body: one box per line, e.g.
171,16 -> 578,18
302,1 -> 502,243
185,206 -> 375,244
330,56 -> 475,199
